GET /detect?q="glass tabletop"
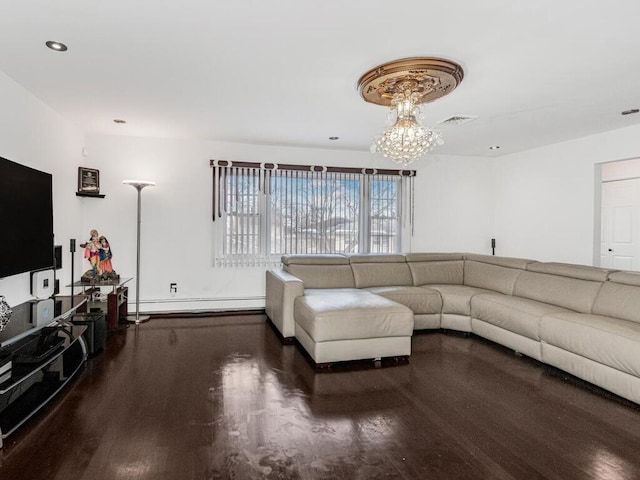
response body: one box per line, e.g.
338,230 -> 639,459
67,277 -> 132,288
0,296 -> 87,347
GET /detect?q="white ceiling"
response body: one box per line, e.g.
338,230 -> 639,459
1,0 -> 640,157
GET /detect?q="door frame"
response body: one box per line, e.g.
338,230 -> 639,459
593,163 -> 602,267
594,157 -> 640,268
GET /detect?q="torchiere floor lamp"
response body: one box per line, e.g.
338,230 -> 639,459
123,179 -> 156,324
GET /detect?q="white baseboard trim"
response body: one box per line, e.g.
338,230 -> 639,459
127,296 -> 266,314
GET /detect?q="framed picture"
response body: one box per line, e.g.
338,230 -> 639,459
78,167 -> 100,194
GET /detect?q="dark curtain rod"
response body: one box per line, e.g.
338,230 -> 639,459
209,159 -> 416,176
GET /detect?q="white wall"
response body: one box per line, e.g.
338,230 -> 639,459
493,124 -> 640,264
0,71 -> 85,307
411,154 -> 496,255
82,134 -> 496,312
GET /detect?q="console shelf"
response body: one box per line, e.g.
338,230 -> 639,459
69,278 -> 131,330
0,298 -> 87,448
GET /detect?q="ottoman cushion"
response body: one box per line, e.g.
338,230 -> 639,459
294,290 -> 414,343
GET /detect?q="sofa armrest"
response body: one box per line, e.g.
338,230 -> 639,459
266,269 -> 304,339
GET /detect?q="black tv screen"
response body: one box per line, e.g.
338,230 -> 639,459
0,156 -> 54,278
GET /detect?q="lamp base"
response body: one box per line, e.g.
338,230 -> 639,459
125,314 -> 151,324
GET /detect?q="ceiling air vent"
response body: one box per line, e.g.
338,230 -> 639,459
437,114 -> 478,126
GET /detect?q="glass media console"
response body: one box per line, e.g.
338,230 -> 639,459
0,296 -> 87,448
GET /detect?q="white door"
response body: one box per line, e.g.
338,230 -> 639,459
600,178 -> 640,270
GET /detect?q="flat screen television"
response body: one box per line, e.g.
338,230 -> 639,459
0,156 -> 54,278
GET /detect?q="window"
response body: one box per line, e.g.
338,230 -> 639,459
211,161 -> 415,266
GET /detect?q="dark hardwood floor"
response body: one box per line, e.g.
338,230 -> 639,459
1,315 -> 639,479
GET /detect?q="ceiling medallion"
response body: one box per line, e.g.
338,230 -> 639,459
358,57 -> 464,167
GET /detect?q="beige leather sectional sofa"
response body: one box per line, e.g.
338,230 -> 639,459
265,253 -> 640,405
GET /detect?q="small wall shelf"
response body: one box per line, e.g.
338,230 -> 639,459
76,192 -> 105,198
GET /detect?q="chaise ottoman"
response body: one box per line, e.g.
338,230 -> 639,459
293,290 -> 414,366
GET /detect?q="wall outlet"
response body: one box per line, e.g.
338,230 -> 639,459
170,283 -> 177,296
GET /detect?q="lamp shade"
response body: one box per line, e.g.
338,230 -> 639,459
123,179 -> 156,188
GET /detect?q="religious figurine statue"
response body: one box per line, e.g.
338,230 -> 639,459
80,229 -> 119,282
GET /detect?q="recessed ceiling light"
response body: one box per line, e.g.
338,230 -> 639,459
329,136 -> 339,140
621,109 -> 639,116
113,119 -> 127,124
489,145 -> 501,150
45,41 -> 67,52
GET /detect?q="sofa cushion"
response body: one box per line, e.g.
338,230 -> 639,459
463,258 -> 527,295
304,288 -> 361,296
608,271 -> 640,286
282,254 -> 350,266
348,254 -> 407,264
526,262 -> 614,282
592,280 -> 640,324
540,311 -> 640,378
513,271 -> 602,314
405,253 -> 464,262
294,290 -> 413,342
284,264 -> 355,289
427,284 -> 493,316
407,259 -> 464,286
282,254 -> 355,289
471,293 -> 568,340
351,261 -> 413,288
365,286 -> 442,315
464,253 -> 534,270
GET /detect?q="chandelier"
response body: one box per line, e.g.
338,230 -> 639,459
358,57 -> 464,167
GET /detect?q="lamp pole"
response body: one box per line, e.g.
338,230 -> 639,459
123,180 -> 155,324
